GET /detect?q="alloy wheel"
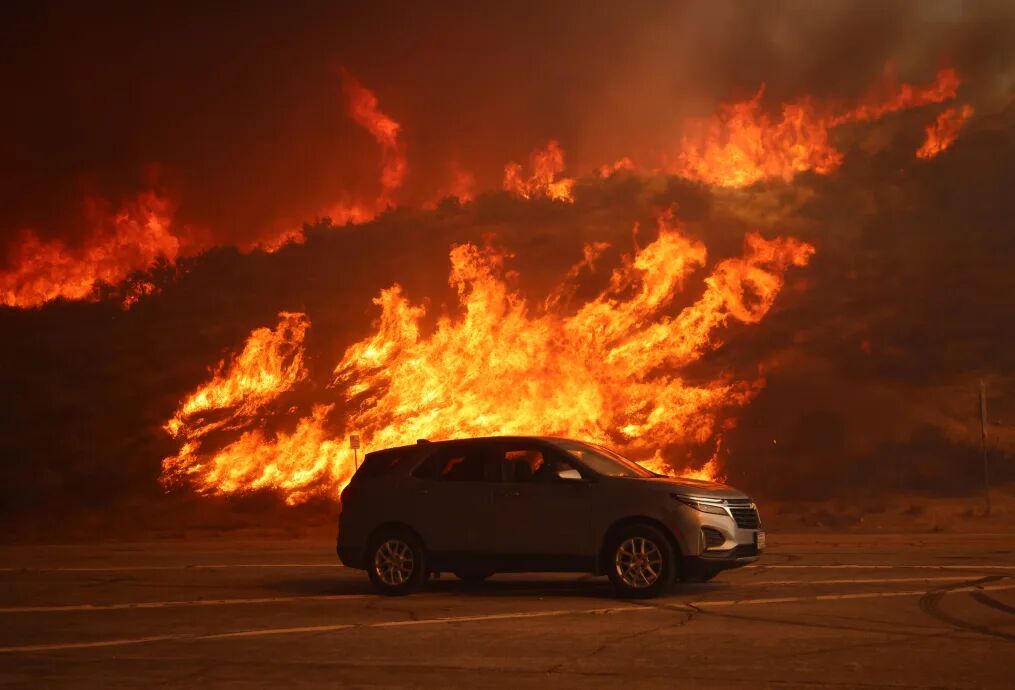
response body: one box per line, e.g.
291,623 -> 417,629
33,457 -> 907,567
373,538 -> 415,586
614,536 -> 663,588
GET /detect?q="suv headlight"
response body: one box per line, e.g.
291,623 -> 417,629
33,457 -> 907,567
672,494 -> 728,515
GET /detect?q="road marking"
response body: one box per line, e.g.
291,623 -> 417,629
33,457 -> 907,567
0,606 -> 643,653
0,575 -> 987,614
1,580 -> 1012,654
0,594 -> 374,614
692,581 -> 1015,608
753,575 -> 989,586
0,563 -> 339,573
747,564 -> 1015,570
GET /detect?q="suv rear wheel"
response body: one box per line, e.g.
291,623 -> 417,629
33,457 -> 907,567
605,524 -> 676,598
367,528 -> 427,595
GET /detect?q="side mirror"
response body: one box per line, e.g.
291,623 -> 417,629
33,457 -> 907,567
557,468 -> 583,481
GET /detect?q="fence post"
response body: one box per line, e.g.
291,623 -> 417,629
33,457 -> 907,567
979,380 -> 991,515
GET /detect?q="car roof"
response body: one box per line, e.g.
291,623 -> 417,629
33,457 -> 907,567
364,435 -> 585,456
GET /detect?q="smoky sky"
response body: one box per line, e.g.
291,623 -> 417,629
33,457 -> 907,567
2,1 -> 1015,535
2,0 -> 1013,258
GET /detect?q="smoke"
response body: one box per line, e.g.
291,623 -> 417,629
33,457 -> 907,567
3,122 -> 1015,528
3,2 -> 1012,254
2,1 -> 1015,533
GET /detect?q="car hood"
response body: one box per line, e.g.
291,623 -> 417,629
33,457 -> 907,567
620,475 -> 750,499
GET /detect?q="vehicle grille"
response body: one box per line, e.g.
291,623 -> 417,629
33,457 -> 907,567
701,527 -> 725,549
727,500 -> 760,529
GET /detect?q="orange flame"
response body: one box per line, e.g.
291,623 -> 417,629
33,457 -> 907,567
829,67 -> 961,126
425,163 -> 477,208
0,190 -> 178,309
163,212 -> 814,503
598,157 -> 636,178
672,67 -> 962,188
341,70 -> 407,205
672,89 -> 842,188
120,279 -> 157,310
916,104 -> 974,159
503,140 -> 575,202
259,72 -> 408,251
444,164 -> 477,204
164,312 -> 310,440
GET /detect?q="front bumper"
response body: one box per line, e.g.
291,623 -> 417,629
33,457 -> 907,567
669,497 -> 764,572
683,547 -> 759,578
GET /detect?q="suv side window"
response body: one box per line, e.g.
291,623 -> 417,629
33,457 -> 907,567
411,445 -> 501,482
494,444 -> 581,483
354,448 -> 412,480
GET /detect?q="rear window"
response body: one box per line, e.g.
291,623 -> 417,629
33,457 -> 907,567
353,449 -> 414,480
411,445 -> 500,482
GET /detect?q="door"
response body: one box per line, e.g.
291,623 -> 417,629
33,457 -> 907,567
487,441 -> 597,560
402,442 -> 501,558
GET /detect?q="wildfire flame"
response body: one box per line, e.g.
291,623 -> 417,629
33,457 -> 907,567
0,190 -> 178,309
0,70 -> 406,302
255,71 -> 408,251
1,65 -> 962,306
829,67 -> 961,126
672,88 -> 843,188
340,70 -> 407,207
503,140 -> 575,202
671,67 -> 962,188
598,157 -> 637,178
164,312 -> 310,440
163,211 -> 814,503
916,104 -> 974,159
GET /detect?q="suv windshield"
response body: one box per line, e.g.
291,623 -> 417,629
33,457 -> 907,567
553,440 -> 654,478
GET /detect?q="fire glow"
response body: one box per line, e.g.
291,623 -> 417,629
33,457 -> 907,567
0,190 -> 179,309
0,60 -> 975,504
916,104 -> 974,159
670,67 -> 963,188
503,139 -> 576,202
0,65 -> 968,309
163,211 -> 814,504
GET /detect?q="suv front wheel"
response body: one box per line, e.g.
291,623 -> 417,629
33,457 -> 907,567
367,528 -> 427,595
605,524 -> 676,598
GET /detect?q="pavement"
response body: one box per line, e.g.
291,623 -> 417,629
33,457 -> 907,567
0,532 -> 1013,688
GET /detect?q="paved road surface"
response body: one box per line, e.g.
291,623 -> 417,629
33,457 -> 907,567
1,533 -> 1013,688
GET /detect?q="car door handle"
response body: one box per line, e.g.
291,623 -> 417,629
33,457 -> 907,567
498,490 -> 521,498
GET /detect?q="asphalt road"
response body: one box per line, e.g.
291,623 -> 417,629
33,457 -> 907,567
1,533 -> 1013,688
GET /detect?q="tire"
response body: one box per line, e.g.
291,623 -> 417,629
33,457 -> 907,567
605,524 -> 676,599
366,527 -> 428,596
453,569 -> 495,584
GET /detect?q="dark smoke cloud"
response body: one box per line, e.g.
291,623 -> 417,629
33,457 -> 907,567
2,1 -> 1015,536
2,0 -> 1013,257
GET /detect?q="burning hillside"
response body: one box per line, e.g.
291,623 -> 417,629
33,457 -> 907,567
0,58 -> 973,310
1,3 -> 1013,531
162,212 -> 813,503
670,68 -> 961,187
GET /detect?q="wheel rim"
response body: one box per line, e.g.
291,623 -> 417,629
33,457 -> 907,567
373,538 -> 415,586
614,536 -> 663,589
